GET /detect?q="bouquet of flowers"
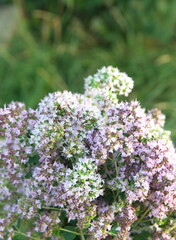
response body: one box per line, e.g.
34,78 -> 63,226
1,66 -> 176,240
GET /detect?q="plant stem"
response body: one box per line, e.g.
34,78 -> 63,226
0,210 -> 8,213
132,225 -> 151,233
132,208 -> 150,229
164,224 -> 176,234
42,208 -> 84,237
14,230 -> 40,240
108,231 -> 117,237
115,190 -> 120,200
42,206 -> 60,211
80,229 -> 85,240
112,153 -> 119,177
60,227 -> 81,236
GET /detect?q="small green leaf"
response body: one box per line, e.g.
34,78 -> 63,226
132,231 -> 152,240
109,224 -> 120,235
61,226 -> 77,240
129,176 -> 135,190
119,191 -> 126,202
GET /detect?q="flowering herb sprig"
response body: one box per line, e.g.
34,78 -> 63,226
1,66 -> 176,240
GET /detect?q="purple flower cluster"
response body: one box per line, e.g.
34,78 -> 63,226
1,66 -> 176,240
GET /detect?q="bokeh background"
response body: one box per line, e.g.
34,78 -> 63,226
0,0 -> 176,140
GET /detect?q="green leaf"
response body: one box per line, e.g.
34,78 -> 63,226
53,228 -> 60,237
119,191 -> 126,202
60,210 -> 67,221
129,176 -> 135,190
61,226 -> 77,240
132,231 -> 152,240
28,154 -> 40,167
109,224 -> 120,235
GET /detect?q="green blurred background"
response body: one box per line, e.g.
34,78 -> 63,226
0,0 -> 176,140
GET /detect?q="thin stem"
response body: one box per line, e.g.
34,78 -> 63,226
164,224 -> 176,234
80,229 -> 85,240
0,210 -> 8,213
113,153 -> 120,200
114,160 -> 118,176
41,208 -> 82,236
132,208 -> 150,229
115,190 -> 120,200
132,225 -> 151,233
42,206 -> 60,211
60,227 -> 81,236
112,153 -> 119,177
108,231 -> 117,237
14,230 -> 40,240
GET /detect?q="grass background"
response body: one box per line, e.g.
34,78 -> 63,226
0,0 -> 176,142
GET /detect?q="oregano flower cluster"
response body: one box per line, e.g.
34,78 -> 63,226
1,66 -> 176,240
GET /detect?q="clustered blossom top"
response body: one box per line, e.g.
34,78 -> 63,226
0,66 -> 176,240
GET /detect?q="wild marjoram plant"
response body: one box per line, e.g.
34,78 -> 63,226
1,66 -> 176,240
